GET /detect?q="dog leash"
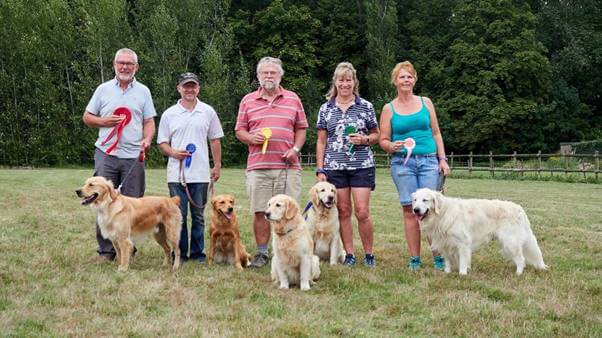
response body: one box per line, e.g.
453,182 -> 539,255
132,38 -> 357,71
115,148 -> 145,193
302,201 -> 313,220
179,159 -> 214,209
437,173 -> 447,194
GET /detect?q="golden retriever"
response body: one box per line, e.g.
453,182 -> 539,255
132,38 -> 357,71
412,188 -> 548,275
265,194 -> 320,291
76,176 -> 182,271
207,194 -> 251,270
306,182 -> 344,265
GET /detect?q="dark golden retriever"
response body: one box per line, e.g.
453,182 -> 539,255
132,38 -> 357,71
76,176 -> 182,271
207,194 -> 251,270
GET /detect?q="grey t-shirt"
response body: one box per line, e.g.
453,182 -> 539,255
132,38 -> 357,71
86,78 -> 156,158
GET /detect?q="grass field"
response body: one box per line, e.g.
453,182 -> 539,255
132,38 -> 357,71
0,168 -> 600,337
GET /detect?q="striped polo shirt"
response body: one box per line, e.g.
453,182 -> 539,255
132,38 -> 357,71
316,96 -> 378,170
235,86 -> 308,171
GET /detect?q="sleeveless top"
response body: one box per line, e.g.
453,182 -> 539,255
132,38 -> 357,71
389,96 -> 436,156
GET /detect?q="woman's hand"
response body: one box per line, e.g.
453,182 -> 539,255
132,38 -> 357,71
348,133 -> 366,145
389,140 -> 404,153
439,159 -> 450,176
316,173 -> 327,182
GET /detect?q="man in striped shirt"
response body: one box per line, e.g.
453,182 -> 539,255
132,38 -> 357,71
235,57 -> 308,268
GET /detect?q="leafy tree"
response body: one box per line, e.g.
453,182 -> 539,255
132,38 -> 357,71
534,0 -> 602,144
365,0 -> 399,110
440,0 -> 552,153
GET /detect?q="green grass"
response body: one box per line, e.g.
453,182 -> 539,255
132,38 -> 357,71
0,168 -> 601,336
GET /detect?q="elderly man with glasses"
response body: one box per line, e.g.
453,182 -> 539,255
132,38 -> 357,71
82,48 -> 156,262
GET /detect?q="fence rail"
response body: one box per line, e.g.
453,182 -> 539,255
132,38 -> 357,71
299,151 -> 600,179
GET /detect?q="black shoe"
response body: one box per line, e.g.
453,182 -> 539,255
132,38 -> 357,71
249,252 -> 270,268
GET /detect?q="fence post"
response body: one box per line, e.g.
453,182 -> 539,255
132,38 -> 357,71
512,151 -> 517,172
469,151 -> 473,174
450,152 -> 454,169
489,151 -> 494,177
537,150 -> 541,177
594,150 -> 600,181
564,151 -> 568,176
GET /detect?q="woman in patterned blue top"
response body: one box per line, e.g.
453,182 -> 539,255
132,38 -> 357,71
316,62 -> 380,267
379,61 -> 450,271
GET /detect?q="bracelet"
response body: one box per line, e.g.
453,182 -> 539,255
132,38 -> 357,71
365,135 -> 370,145
438,156 -> 448,161
292,146 -> 300,153
315,168 -> 327,176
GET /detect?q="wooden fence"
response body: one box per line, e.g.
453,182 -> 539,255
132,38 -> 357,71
299,151 -> 601,179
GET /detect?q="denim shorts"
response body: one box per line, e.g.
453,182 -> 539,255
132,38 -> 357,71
390,154 -> 440,206
326,167 -> 375,190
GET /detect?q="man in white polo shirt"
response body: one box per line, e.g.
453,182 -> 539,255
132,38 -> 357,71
83,48 -> 156,262
158,72 -> 223,263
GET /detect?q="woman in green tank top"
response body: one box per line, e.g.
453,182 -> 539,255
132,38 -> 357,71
378,61 -> 450,271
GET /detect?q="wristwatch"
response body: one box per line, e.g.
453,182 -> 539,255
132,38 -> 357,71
292,146 -> 301,153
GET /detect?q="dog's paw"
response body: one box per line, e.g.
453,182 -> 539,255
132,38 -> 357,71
279,282 -> 290,289
300,282 -> 311,291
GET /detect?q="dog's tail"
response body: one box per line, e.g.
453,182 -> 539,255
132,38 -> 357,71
521,214 -> 548,270
171,195 -> 180,206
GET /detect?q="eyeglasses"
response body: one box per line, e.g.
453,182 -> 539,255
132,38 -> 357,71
115,61 -> 137,67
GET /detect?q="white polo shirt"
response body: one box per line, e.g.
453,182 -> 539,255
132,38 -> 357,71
157,99 -> 224,183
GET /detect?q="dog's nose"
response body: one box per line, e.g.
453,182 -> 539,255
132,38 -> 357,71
327,196 -> 334,202
413,208 -> 420,214
228,207 -> 233,213
264,212 -> 270,219
75,189 -> 82,196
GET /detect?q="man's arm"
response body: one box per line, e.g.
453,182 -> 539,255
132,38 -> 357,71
158,142 -> 188,160
210,138 -> 222,182
142,117 -> 155,151
235,129 -> 264,145
282,128 -> 306,163
82,111 -> 124,128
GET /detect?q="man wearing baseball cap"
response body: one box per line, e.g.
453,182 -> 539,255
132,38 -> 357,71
157,72 -> 224,264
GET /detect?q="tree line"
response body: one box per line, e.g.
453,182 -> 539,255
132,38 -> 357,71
1,0 -> 600,167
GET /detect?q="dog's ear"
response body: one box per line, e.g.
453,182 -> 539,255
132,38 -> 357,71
332,185 -> 337,205
309,185 -> 319,207
108,181 -> 119,200
210,196 -> 218,208
432,190 -> 441,215
285,197 -> 299,220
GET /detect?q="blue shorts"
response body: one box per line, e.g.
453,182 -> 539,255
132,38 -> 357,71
390,154 -> 441,206
326,167 -> 375,190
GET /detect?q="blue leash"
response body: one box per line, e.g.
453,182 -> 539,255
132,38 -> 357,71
302,201 -> 313,220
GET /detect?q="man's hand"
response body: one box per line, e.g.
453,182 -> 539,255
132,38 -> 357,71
250,132 -> 266,145
104,114 -> 126,127
282,148 -> 299,163
171,149 -> 189,160
211,167 -> 221,182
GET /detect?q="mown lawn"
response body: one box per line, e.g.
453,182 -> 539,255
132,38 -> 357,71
0,168 -> 600,336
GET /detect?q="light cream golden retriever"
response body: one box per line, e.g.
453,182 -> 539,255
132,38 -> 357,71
306,182 -> 344,265
265,194 -> 320,291
76,176 -> 182,271
412,188 -> 547,275
208,194 -> 251,270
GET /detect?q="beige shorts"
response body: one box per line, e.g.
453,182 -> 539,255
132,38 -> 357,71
246,169 -> 302,213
